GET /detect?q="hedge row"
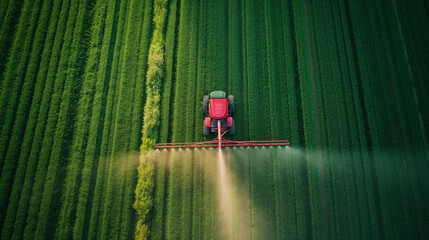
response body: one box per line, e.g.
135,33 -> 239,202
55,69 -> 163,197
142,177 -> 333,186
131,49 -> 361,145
141,0 -> 168,151
134,152 -> 155,240
136,0 -> 167,238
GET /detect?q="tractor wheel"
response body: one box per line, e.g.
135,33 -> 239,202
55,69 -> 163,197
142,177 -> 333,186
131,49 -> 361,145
203,95 -> 209,116
203,120 -> 210,136
228,95 -> 234,113
229,120 -> 235,135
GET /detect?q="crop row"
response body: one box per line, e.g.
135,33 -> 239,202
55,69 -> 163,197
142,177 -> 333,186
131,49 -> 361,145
305,0 -> 429,238
0,0 -> 23,90
0,0 -> 59,238
0,0 -> 428,239
0,0 -> 154,239
98,0 -> 152,239
151,0 -> 310,145
146,0 -> 429,239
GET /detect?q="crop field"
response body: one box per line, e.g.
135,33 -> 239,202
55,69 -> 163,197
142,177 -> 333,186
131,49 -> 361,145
0,0 -> 428,239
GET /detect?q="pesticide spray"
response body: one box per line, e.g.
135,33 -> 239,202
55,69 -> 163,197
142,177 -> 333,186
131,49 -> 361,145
139,146 -> 305,239
217,148 -> 234,239
226,147 -> 250,240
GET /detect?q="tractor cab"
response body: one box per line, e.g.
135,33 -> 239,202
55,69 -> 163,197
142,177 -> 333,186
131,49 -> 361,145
203,91 -> 235,136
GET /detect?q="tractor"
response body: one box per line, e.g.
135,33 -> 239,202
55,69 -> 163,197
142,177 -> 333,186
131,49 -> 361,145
155,90 -> 289,149
203,91 -> 235,136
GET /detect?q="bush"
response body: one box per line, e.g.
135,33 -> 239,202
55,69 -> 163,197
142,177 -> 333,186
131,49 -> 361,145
134,154 -> 155,239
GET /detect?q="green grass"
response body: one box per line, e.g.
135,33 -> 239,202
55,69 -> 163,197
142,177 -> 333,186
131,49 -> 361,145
0,0 -> 428,239
7,0 -> 72,238
0,0 -> 58,238
165,150 -> 183,239
22,0 -> 82,238
158,0 -> 178,144
0,0 -> 41,183
0,0 -> 23,90
87,1 -> 128,239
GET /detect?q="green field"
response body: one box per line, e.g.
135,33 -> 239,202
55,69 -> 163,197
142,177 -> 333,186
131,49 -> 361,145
0,0 -> 428,239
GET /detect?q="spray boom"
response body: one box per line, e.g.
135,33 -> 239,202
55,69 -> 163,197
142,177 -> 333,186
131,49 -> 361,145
155,91 -> 290,149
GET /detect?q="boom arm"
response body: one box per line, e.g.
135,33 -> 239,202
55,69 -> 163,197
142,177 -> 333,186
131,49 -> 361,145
155,108 -> 290,149
155,140 -> 290,149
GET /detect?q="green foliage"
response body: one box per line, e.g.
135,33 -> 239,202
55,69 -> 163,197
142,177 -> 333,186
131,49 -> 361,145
135,0 -> 167,238
264,0 -> 285,140
0,0 -> 53,232
35,0 -> 94,238
191,151 -> 204,239
193,0 -> 208,142
180,151 -> 193,239
70,0 -> 118,239
0,0 -> 41,181
22,0 -> 84,237
140,43 -> 163,150
165,151 -> 183,239
134,154 -> 155,232
171,0 -> 191,143
133,156 -> 155,239
134,219 -> 150,240
150,151 -> 167,240
0,0 -> 23,80
184,0 -> 199,142
227,0 -> 243,140
158,0 -> 178,143
0,1 -> 428,240
140,0 -> 167,151
245,0 -> 270,140
8,0 -> 72,238
98,0 -> 153,238
87,0 -> 129,239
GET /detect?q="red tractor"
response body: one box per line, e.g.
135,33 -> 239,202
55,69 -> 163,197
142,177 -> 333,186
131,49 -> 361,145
203,91 -> 235,136
154,91 -> 289,149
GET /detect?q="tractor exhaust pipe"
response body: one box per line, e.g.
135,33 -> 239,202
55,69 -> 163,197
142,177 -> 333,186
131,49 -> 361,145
218,120 -> 222,148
